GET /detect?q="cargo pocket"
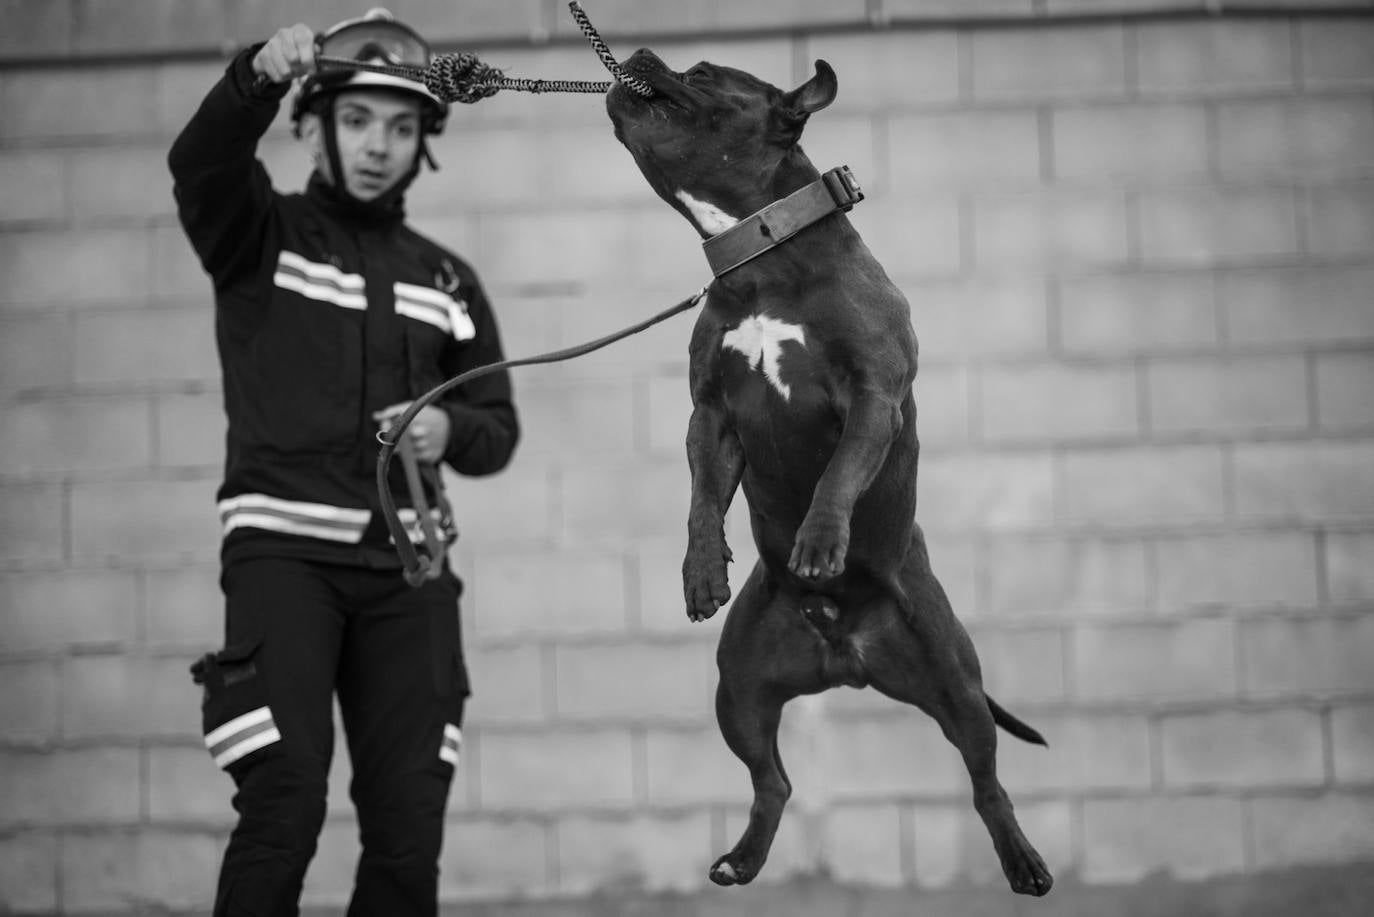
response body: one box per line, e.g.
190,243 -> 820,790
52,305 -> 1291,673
430,574 -> 469,769
190,639 -> 281,775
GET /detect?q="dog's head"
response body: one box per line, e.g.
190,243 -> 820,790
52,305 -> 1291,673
606,49 -> 837,237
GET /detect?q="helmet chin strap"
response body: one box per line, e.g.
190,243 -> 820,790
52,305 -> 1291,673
317,96 -> 427,213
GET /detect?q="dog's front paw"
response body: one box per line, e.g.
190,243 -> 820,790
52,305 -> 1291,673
708,852 -> 758,886
683,540 -> 732,622
788,512 -> 849,582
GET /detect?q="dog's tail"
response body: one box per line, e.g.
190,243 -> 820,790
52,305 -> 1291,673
987,695 -> 1048,746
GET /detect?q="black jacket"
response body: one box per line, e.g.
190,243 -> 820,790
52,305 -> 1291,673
169,48 -> 518,570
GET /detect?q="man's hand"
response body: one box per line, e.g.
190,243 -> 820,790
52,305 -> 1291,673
375,403 -> 452,465
252,24 -> 317,84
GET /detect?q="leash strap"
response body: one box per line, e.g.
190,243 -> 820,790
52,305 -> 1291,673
377,287 -> 707,585
702,166 -> 864,277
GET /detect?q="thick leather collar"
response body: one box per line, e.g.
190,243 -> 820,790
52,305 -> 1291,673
702,166 -> 864,277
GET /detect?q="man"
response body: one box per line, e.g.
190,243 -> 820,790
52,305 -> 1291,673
168,10 -> 518,914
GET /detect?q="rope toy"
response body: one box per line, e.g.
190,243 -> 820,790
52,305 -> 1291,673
316,2 -> 653,103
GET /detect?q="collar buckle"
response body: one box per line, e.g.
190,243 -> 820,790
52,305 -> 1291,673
821,165 -> 864,211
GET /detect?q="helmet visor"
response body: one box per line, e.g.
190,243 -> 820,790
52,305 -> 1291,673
318,18 -> 431,69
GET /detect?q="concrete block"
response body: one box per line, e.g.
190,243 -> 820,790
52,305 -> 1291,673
0,748 -> 140,826
299,817 -> 356,908
1081,796 -> 1245,883
0,228 -> 150,305
1216,97 -> 1374,178
1135,20 -> 1295,95
478,727 -> 635,810
889,110 -> 1042,190
917,451 -> 1055,532
0,568 -> 139,651
1242,615 -> 1374,698
911,800 -> 1072,890
0,150 -> 68,225
974,190 -> 1130,269
1232,440 -> 1374,522
1146,354 -> 1309,436
553,641 -> 714,721
1297,20 -> 1374,88
515,376 -> 636,459
62,653 -> 200,741
412,129 -> 546,216
1052,102 -> 1209,182
1154,531 -> 1320,613
465,644 -> 547,725
632,542 -> 704,639
470,549 -> 627,638
1331,703 -> 1374,783
971,26 -> 1128,101
149,223 -> 218,300
717,0 -> 869,30
1160,708 -> 1326,789
0,314 -> 70,393
439,816 -> 551,901
1327,532 -> 1374,605
442,461 -> 556,548
1315,352 -> 1374,430
824,714 -> 968,798
1250,793 -> 1374,868
1056,445 -> 1227,526
799,114 -> 879,198
479,209 -> 644,289
554,811 -> 713,896
0,483 -> 64,565
0,660 -> 59,744
536,124 -> 682,208
822,804 -> 904,886
70,0 -> 224,56
0,67 -> 160,141
560,459 -> 690,544
979,362 -> 1140,443
154,391 -> 227,469
69,477 -> 221,563
643,726 -> 753,807
1072,618 -> 1238,702
143,564 -> 221,648
969,626 -> 1066,704
1138,188 -> 1299,266
0,0 -> 71,60
803,31 -> 960,110
995,712 -> 1153,794
69,145 -> 179,222
642,371 -> 694,456
0,395 -> 152,475
146,744 -> 234,822
850,196 -> 964,279
388,0 -> 544,45
1058,270 -> 1218,355
909,275 -> 1051,358
1221,265 -> 1374,347
0,831 -> 56,911
1304,183 -> 1374,258
984,535 -> 1150,619
60,828 -> 220,911
913,364 -> 971,448
72,308 -> 219,385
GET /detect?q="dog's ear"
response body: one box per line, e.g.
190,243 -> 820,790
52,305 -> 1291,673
779,59 -> 838,123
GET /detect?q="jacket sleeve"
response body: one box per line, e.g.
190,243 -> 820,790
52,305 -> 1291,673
440,276 -> 520,476
167,44 -> 288,290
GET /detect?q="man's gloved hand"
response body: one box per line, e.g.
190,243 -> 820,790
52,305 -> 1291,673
252,24 -> 317,84
375,403 -> 452,465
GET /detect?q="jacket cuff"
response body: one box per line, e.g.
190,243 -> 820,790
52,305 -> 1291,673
228,43 -> 292,106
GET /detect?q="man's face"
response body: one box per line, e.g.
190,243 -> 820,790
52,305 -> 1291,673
305,89 -> 423,200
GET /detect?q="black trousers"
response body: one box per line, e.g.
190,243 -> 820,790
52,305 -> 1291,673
197,557 -> 469,917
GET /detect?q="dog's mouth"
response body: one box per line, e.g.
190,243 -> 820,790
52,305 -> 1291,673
611,49 -> 707,113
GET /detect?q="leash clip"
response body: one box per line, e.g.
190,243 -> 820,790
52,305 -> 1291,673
821,165 -> 864,212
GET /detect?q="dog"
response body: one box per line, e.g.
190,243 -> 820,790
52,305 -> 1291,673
605,51 -> 1053,897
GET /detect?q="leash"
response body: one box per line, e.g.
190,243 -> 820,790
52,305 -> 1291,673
377,287 -> 707,586
317,2 -> 653,103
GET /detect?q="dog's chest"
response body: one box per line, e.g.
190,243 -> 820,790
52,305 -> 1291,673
719,314 -> 816,403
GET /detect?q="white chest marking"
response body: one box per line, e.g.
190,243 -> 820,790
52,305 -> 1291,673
721,315 -> 807,400
676,190 -> 739,236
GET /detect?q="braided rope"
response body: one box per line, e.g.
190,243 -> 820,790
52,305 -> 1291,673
314,2 -> 652,103
567,1 -> 654,97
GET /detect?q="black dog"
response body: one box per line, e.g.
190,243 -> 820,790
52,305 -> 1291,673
605,51 -> 1053,897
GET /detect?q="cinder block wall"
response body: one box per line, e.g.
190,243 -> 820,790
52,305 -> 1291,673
2,0 -> 1374,912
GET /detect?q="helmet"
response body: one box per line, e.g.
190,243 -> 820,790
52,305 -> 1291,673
290,8 -> 448,136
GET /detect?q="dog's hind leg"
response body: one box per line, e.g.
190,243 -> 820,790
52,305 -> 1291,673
708,567 -> 823,886
863,553 -> 1054,897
